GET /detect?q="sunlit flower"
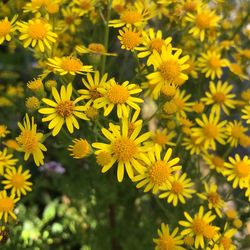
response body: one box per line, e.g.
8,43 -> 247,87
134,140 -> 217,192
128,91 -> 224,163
0,15 -> 18,44
68,138 -> 91,159
76,43 -> 116,56
182,135 -> 205,155
241,105 -> 250,124
0,148 -> 18,175
0,125 -> 10,138
202,153 -> 226,173
212,228 -> 237,250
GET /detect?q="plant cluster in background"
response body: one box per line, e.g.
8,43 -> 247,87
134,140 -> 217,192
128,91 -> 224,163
0,0 -> 250,249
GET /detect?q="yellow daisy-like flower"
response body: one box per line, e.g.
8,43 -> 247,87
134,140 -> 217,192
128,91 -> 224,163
182,135 -> 205,155
2,165 -> 32,197
191,112 -> 227,150
23,0 -> 50,13
68,138 -> 91,159
16,114 -> 47,166
3,140 -> 22,152
159,172 -> 195,207
197,50 -> 229,79
153,223 -> 185,250
0,125 -> 10,138
179,206 -> 217,249
0,190 -> 19,223
186,6 -> 221,41
241,105 -> 250,124
202,153 -> 226,174
76,43 -> 116,56
0,15 -> 18,45
39,83 -> 89,136
225,121 -> 248,147
224,154 -> 250,189
94,79 -> 143,118
0,148 -> 18,175
92,119 -> 151,182
212,228 -> 237,250
136,28 -> 172,60
202,81 -> 235,115
197,183 -> 224,217
18,18 -> 57,52
146,45 -> 189,97
47,56 -> 93,76
78,71 -> 109,106
133,147 -> 181,194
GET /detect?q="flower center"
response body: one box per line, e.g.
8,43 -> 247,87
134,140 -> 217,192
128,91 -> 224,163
196,12 -> 211,29
121,30 -> 141,50
28,21 -> 47,39
96,151 -> 112,166
88,43 -> 106,53
231,125 -> 244,138
107,85 -> 129,104
213,92 -> 226,103
16,130 -> 39,153
61,57 -> 83,72
171,181 -> 183,194
235,161 -> 250,178
207,192 -> 220,205
0,197 -> 14,212
184,2 -> 197,12
150,38 -> 164,53
149,161 -> 171,186
56,100 -> 74,117
79,0 -> 91,10
72,140 -> 89,158
154,133 -> 168,146
112,137 -> 137,162
11,174 -> 25,188
204,124 -> 218,138
159,60 -> 180,82
211,156 -> 224,169
220,236 -> 231,250
173,98 -> 185,111
0,19 -> 11,37
192,218 -> 206,235
120,10 -> 142,24
159,235 -> 176,250
208,56 -> 221,69
203,225 -> 216,239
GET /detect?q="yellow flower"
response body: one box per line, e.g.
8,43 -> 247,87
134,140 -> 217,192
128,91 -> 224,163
191,112 -> 227,150
16,114 -> 47,166
225,121 -> 248,147
0,148 -> 18,175
0,125 -> 10,138
229,63 -> 248,80
2,165 -> 32,197
76,43 -> 116,56
3,140 -> 22,152
133,147 -> 181,194
159,172 -> 195,206
202,153 -> 225,173
197,50 -> 229,79
172,90 -> 193,117
186,6 -> 221,41
153,223 -> 185,250
23,0 -> 50,13
26,96 -> 40,112
182,135 -> 205,155
241,105 -> 250,124
197,183 -> 224,217
0,15 -> 18,44
78,71 -> 109,106
146,45 -> 189,98
94,79 -> 143,118
179,206 -> 217,249
0,190 -> 19,223
92,119 -> 151,182
18,19 -> 57,52
202,81 -> 235,115
74,0 -> 96,15
224,154 -> 250,189
27,78 -> 44,95
212,228 -> 237,250
47,56 -> 93,75
68,138 -> 91,159
39,83 -> 89,136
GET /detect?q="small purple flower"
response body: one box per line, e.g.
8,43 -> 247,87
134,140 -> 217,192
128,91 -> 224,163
40,161 -> 66,174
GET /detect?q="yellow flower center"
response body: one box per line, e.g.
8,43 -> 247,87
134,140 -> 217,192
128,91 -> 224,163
112,137 -> 137,162
56,100 -> 74,117
163,101 -> 177,115
154,133 -> 168,146
120,10 -> 142,24
79,0 -> 91,10
27,78 -> 43,91
183,236 -> 194,246
184,2 -> 197,12
150,38 -> 164,53
149,161 -> 171,186
207,192 -> 220,205
204,124 -> 218,138
72,140 -> 89,158
225,209 -> 237,219
121,30 -> 141,50
161,84 -> 177,97
17,130 -> 39,153
173,98 -> 185,111
85,107 -> 98,119
88,43 -> 106,53
203,225 -> 216,239
0,19 -> 11,37
213,92 -> 226,103
10,174 -> 25,188
192,218 -> 206,235
160,59 -> 180,82
235,161 -> 250,178
196,12 -> 211,29
231,125 -> 244,138
107,85 -> 129,104
0,197 -> 14,212
28,21 -> 47,40
159,235 -> 175,250
208,56 -> 221,69
96,151 -> 112,166
193,102 -> 204,113
211,156 -> 224,169
220,236 -> 231,250
61,57 -> 83,72
171,181 -> 183,194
